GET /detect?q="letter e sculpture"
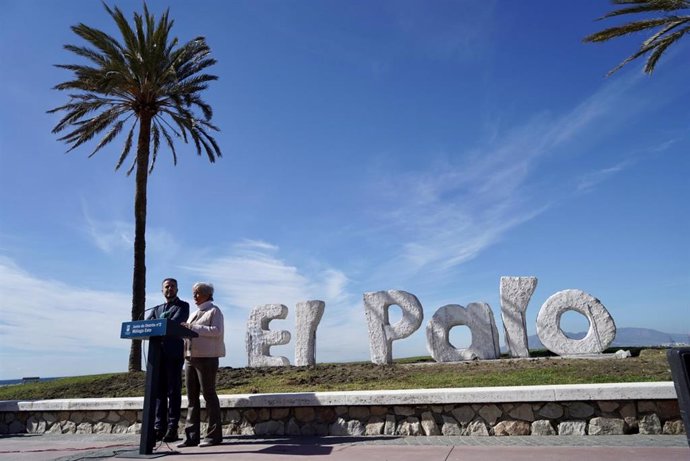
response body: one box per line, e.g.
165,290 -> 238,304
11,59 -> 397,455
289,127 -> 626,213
246,304 -> 291,367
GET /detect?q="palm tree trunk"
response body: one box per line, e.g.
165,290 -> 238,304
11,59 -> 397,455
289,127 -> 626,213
128,114 -> 152,373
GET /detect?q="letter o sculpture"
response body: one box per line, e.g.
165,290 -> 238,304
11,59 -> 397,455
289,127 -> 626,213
536,289 -> 616,355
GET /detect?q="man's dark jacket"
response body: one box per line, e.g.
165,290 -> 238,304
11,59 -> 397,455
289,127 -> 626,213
146,298 -> 190,357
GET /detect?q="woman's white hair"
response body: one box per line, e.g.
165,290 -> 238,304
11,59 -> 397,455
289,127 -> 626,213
192,282 -> 214,299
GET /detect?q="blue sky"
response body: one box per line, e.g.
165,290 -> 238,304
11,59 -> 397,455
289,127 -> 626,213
0,0 -> 688,380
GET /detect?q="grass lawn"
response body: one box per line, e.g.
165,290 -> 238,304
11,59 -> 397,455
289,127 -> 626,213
0,348 -> 671,401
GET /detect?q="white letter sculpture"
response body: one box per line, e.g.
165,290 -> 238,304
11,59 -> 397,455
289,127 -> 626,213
364,290 -> 423,365
500,276 -> 537,358
246,304 -> 291,367
294,300 -> 325,366
536,289 -> 616,355
426,303 -> 501,361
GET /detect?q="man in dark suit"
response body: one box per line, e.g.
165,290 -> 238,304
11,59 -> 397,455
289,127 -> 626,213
147,278 -> 189,442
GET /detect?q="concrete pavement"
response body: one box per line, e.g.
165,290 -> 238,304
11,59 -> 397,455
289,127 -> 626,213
0,433 -> 688,461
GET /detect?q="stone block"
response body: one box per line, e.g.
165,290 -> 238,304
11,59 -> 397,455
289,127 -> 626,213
637,401 -> 656,414
47,423 -> 63,434
441,415 -> 462,436
431,405 -> 443,414
330,417 -> 364,436
255,420 -> 284,436
538,403 -> 563,419
656,400 -> 680,420
478,404 -> 502,425
26,417 -> 46,434
494,420 -> 530,436
244,409 -> 258,423
568,402 -> 594,418
619,402 -> 636,419
350,407 -> 370,420
597,401 -> 619,413
91,411 -> 107,422
365,417 -> 384,435
271,408 -> 290,420
286,418 -> 301,436
466,420 -> 489,436
508,403 -> 534,422
335,406 -> 348,416
397,417 -> 421,436
294,407 -> 316,423
370,406 -> 388,416
222,423 -> 238,436
76,422 -> 93,434
62,421 -> 77,434
663,420 -> 686,435
93,422 -> 112,434
240,422 -> 255,435
558,421 -> 586,436
420,412 -> 440,436
127,423 -> 142,434
452,406 -> 475,423
257,408 -> 271,421
531,420 -> 556,436
317,407 -> 336,423
394,406 -> 415,416
300,423 -> 316,436
105,411 -> 120,423
71,411 -> 85,424
589,417 -> 624,435
383,415 -> 396,435
225,409 -> 241,423
43,413 -> 58,424
112,424 -> 129,434
639,414 -> 662,434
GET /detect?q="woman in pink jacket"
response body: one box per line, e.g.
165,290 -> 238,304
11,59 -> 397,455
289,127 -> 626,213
177,282 -> 225,448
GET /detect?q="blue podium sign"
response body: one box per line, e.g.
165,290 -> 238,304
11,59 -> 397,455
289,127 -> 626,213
120,319 -> 198,340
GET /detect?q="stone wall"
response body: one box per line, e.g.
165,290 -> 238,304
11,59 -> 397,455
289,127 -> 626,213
1,400 -> 685,437
0,383 -> 685,437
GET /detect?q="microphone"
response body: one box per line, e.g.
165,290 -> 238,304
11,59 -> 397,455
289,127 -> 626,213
138,306 -> 157,320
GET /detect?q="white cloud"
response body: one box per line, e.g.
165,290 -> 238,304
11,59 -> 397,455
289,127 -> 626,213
181,240 -> 350,311
576,160 -> 633,193
0,256 -> 134,378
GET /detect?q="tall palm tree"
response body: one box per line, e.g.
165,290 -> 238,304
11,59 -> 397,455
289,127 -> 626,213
584,0 -> 690,75
49,3 -> 222,371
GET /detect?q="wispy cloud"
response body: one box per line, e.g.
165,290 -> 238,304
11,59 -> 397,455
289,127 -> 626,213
182,240 -> 351,312
576,160 -> 634,193
371,76 -> 646,278
81,202 -> 180,257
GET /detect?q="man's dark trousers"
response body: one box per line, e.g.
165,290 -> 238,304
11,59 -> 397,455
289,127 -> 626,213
155,350 -> 185,433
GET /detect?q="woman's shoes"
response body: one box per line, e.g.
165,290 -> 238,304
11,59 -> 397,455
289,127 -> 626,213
199,438 -> 222,447
176,439 -> 199,448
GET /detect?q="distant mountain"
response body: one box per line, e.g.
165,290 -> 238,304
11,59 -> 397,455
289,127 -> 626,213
526,327 -> 689,349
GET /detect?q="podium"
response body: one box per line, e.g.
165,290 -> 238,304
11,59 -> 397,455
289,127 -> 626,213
120,319 -> 198,458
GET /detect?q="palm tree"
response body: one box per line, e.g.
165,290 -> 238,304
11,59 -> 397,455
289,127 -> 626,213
49,3 -> 222,371
584,0 -> 690,75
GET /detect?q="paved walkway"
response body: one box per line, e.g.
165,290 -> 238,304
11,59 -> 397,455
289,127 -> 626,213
0,434 -> 687,461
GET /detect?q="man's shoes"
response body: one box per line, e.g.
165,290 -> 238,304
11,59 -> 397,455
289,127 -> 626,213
199,438 -> 222,447
163,428 -> 180,443
154,429 -> 164,442
176,439 -> 199,448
